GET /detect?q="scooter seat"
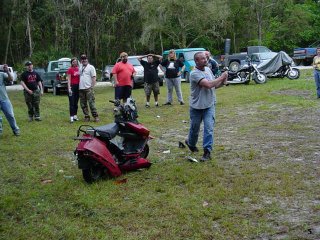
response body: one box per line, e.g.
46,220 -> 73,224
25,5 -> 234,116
95,123 -> 119,140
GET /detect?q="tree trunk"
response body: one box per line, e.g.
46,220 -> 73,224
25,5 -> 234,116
25,0 -> 33,58
5,0 -> 17,63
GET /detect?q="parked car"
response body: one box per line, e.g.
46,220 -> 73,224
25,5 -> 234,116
293,40 -> 320,66
162,48 -> 206,82
250,52 -> 278,67
226,46 -> 277,72
0,65 -> 17,85
101,65 -> 114,81
42,58 -> 79,95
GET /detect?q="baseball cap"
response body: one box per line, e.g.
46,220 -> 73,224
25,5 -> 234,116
25,61 -> 32,66
80,54 -> 87,60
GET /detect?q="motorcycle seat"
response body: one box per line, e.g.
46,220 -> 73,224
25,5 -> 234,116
95,123 -> 119,140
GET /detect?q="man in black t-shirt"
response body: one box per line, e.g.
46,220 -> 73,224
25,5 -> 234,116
21,61 -> 43,121
138,54 -> 162,107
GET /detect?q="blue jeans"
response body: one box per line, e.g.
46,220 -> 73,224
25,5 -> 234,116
314,70 -> 320,98
188,106 -> 215,152
68,84 -> 79,116
0,99 -> 20,134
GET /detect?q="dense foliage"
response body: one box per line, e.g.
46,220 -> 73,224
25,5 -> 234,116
1,0 -> 319,69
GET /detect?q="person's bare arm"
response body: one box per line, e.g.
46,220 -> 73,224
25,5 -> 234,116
198,71 -> 228,89
21,81 -> 33,94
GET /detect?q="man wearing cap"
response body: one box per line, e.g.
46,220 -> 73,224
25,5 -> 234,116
21,61 -> 43,122
79,54 -> 99,122
0,64 -> 20,136
112,52 -> 136,102
138,53 -> 162,107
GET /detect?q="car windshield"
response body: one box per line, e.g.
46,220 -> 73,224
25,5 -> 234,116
58,61 -> 71,70
260,52 -> 277,60
128,58 -> 141,66
184,51 -> 201,61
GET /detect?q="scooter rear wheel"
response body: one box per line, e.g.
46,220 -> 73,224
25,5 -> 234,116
82,166 -> 104,183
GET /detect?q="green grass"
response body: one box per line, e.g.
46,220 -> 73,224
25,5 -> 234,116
1,70 -> 320,239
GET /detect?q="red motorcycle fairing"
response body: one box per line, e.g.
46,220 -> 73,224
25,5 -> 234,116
77,136 -> 122,177
125,122 -> 150,137
119,157 -> 152,171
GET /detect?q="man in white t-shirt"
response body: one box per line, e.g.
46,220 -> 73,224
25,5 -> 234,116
79,54 -> 99,122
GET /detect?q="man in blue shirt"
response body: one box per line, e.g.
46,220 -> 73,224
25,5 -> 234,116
0,64 -> 20,136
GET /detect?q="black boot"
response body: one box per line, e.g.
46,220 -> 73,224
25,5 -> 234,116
201,149 -> 211,161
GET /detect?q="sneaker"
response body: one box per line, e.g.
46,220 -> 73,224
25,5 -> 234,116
201,149 -> 211,162
185,139 -> 199,152
35,117 -> 42,121
155,103 -> 159,107
14,131 -> 20,136
163,102 -> 172,106
180,101 -> 185,105
93,117 -> 100,122
84,116 -> 90,122
73,116 -> 79,121
145,104 -> 150,108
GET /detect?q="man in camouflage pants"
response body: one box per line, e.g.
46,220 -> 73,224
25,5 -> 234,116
79,54 -> 99,122
20,61 -> 43,121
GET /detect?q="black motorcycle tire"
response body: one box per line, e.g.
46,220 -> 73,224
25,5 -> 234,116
82,166 -> 104,183
287,68 -> 300,80
252,72 -> 267,84
140,144 -> 149,159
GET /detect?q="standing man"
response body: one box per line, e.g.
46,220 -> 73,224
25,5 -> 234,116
112,52 -> 136,102
138,54 -> 162,107
79,54 -> 99,122
312,48 -> 320,98
185,52 -> 228,161
205,51 -> 220,76
0,64 -> 20,136
21,61 -> 43,121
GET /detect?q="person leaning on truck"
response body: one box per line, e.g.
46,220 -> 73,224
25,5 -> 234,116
0,64 -> 20,136
21,61 -> 44,122
79,54 -> 99,122
312,48 -> 320,99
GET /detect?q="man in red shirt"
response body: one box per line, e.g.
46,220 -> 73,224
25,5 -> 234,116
112,52 -> 136,102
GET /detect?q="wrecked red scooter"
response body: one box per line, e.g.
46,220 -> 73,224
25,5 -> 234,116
74,98 -> 152,183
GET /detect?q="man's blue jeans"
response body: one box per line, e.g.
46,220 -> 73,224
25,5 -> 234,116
314,70 -> 320,98
188,105 -> 215,152
0,99 -> 20,134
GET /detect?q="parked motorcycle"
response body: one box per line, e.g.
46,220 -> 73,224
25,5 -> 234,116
257,51 -> 300,80
74,98 -> 152,183
226,57 -> 267,84
266,64 -> 300,80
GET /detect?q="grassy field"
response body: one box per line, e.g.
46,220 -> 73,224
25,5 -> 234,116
1,70 -> 320,240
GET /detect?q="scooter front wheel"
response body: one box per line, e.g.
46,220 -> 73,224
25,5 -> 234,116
253,73 -> 267,84
140,144 -> 149,159
82,166 -> 104,183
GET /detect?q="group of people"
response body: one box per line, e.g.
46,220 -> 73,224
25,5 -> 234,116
2,48 -> 320,162
87,50 -> 227,162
